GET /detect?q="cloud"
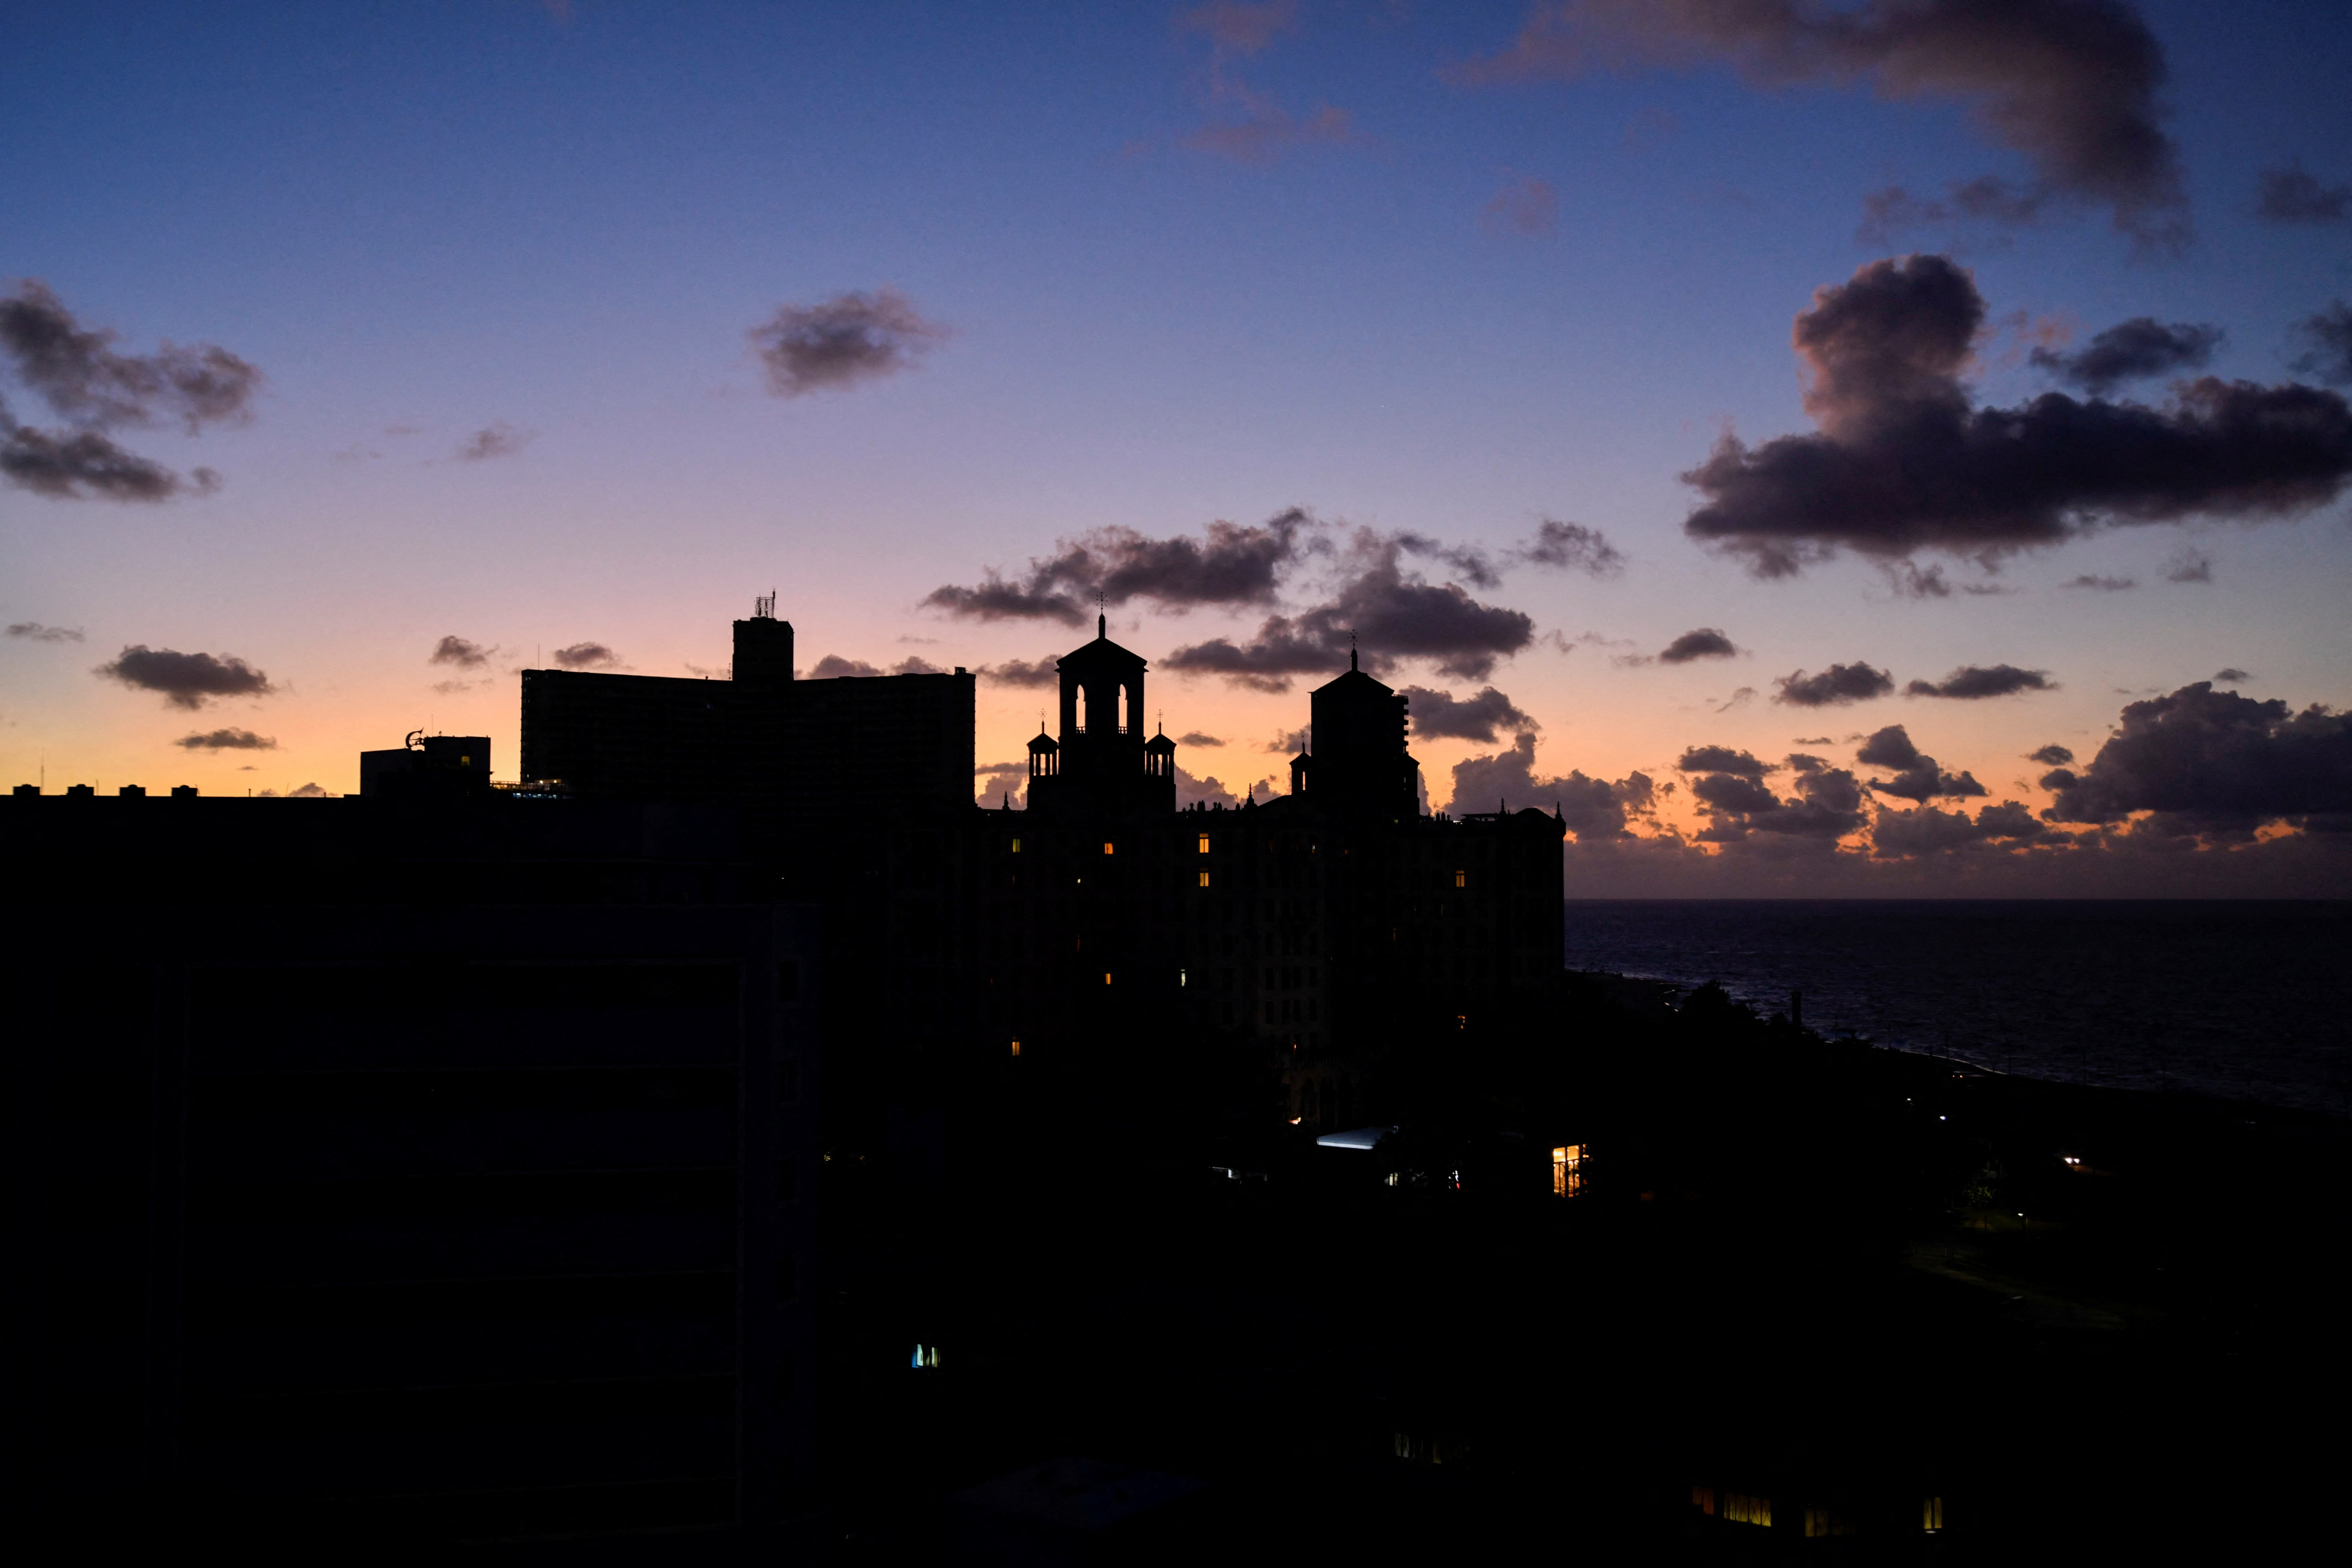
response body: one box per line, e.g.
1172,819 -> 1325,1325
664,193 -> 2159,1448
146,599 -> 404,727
1447,731 -> 1654,838
1482,173 -> 1560,236
1265,725 -> 1311,754
1715,686 -> 1755,712
1905,663 -> 2054,699
2213,668 -> 2249,684
1178,97 -> 1357,163
1658,627 -> 1739,664
927,509 -> 1322,626
891,655 -> 946,674
551,642 -> 622,670
287,782 -> 333,798
2063,573 -> 2135,591
6,622 -> 82,642
1164,529 -> 1536,689
96,645 -> 276,709
1773,662 -> 1894,707
2028,743 -> 2075,766
1179,1 -> 1298,57
1681,257 -> 2352,576
0,281 -> 257,502
455,422 -> 533,461
2046,682 -> 2352,838
1513,518 -> 1625,577
979,656 -> 1060,688
1871,798 -> 2061,857
1855,722 -> 1986,801
1675,744 -> 1771,779
2161,546 -> 2212,583
175,726 -> 276,750
749,288 -> 950,397
431,679 -> 484,696
2030,316 -> 2222,396
2256,163 -> 2351,224
1681,750 -> 1867,844
1449,0 -> 2187,244
975,758 -> 1029,809
1855,174 -> 2051,245
430,635 -> 496,668
810,654 -> 882,678
1176,765 -> 1242,809
1177,732 -> 1224,747
2288,302 -> 2352,387
1403,684 -> 1537,743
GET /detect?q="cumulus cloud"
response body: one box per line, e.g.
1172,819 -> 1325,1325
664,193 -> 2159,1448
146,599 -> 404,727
927,509 -> 1322,627
749,288 -> 950,397
7,622 -> 82,642
979,656 -> 1059,688
811,654 -> 882,679
1872,798 -> 2060,856
455,422 -> 533,461
1450,0 -> 2188,244
2288,302 -> 2352,386
1482,173 -> 1560,236
1905,663 -> 2054,699
1177,731 -> 1224,747
1264,725 -> 1312,755
2028,743 -> 2075,766
551,642 -> 622,670
1165,529 -> 1536,690
1676,744 -> 1772,779
1774,661 -> 1893,707
96,645 -> 276,709
1677,743 -> 1866,843
1176,765 -> 1243,809
1513,518 -> 1625,577
0,281 -> 257,502
1681,256 -> 2352,576
2256,164 -> 2351,224
2063,573 -> 2135,591
1658,627 -> 1739,664
1403,685 -> 1536,743
2213,667 -> 2249,684
2030,316 -> 2222,395
176,726 -> 276,750
1855,723 -> 1986,801
2044,681 -> 2352,836
430,635 -> 496,668
975,758 -> 1029,808
1448,731 -> 1653,838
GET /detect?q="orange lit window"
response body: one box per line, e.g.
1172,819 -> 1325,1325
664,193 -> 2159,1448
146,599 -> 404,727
1010,838 -> 1021,854
1691,1486 -> 1716,1516
1103,972 -> 1113,986
1102,841 -> 1114,855
1725,1494 -> 1772,1527
1551,1143 -> 1584,1197
1199,871 -> 1211,887
1454,870 -> 1466,887
1009,1040 -> 1021,1058
1198,834 -> 1211,853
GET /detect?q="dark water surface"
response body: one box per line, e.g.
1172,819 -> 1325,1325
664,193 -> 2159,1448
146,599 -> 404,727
1563,900 -> 2352,1115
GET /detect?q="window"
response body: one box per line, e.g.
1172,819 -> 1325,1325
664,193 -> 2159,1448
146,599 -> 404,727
1804,1508 -> 1856,1538
1198,834 -> 1211,853
1552,1143 -> 1584,1198
910,1344 -> 940,1370
1923,1497 -> 1944,1532
1011,838 -> 1022,853
1198,871 -> 1211,887
1724,1494 -> 1771,1527
1691,1486 -> 1715,1516
1457,1013 -> 1468,1030
1102,972 -> 1113,986
1454,870 -> 1466,888
1102,841 -> 1114,855
1009,1039 -> 1021,1058
1178,968 -> 1187,987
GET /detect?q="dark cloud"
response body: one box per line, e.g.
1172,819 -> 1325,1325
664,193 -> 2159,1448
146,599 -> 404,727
1452,0 -> 2187,243
2063,573 -> 2136,591
1684,755 -> 1867,844
430,635 -> 495,669
1482,174 -> 1560,236
96,646 -> 275,710
2028,744 -> 2075,766
1446,731 -> 1654,839
1265,726 -> 1311,755
926,509 -> 1321,627
979,656 -> 1059,688
0,280 -> 261,432
1513,518 -> 1625,578
1872,799 -> 2061,857
455,422 -> 533,461
6,622 -> 82,642
1403,685 -> 1536,743
1658,626 -> 1738,663
0,405 -> 218,502
1785,752 -> 1829,773
811,654 -> 882,679
2256,164 -> 2351,224
551,642 -> 621,670
1855,175 -> 2049,245
2046,682 -> 2352,836
1681,257 -> 2352,576
2213,668 -> 2249,684
1395,532 -> 1501,590
1166,530 -> 1536,690
975,758 -> 1029,809
749,288 -> 950,397
1715,687 -> 1756,712
2288,302 -> 2352,387
1177,732 -> 1223,747
1856,723 -> 1987,802
1905,663 -> 2055,699
1176,765 -> 1243,809
175,726 -> 276,750
2162,547 -> 2212,584
1675,744 -> 1772,780
1773,662 -> 1894,707
2030,317 -> 2222,396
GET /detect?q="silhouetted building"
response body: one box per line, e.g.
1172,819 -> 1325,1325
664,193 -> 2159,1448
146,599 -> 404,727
2,789 -> 818,1554
358,732 -> 491,798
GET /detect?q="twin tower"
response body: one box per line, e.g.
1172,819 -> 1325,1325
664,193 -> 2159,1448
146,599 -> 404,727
1024,613 -> 1420,820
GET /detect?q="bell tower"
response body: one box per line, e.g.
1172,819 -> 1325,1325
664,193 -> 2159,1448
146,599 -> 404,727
1026,613 -> 1173,816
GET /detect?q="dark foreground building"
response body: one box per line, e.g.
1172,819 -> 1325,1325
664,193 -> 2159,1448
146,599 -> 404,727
2,791 -> 818,1556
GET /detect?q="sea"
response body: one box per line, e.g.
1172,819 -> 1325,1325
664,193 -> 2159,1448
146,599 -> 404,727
1561,901 -> 2352,1117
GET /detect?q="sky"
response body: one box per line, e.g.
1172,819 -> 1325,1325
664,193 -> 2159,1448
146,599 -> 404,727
4,0 -> 2350,894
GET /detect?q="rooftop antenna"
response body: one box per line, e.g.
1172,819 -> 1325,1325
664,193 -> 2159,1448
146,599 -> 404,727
1097,590 -> 1106,640
1349,630 -> 1358,672
755,590 -> 776,620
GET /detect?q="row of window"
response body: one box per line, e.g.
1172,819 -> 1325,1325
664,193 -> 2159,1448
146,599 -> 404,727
1690,1487 -> 1947,1534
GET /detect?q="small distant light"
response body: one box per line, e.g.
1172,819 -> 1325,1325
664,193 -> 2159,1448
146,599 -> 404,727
1939,1115 -> 1946,1121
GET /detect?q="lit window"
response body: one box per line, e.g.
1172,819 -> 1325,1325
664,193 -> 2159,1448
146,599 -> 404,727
1102,841 -> 1114,855
1454,870 -> 1466,888
910,1344 -> 940,1370
1011,838 -> 1022,854
1103,972 -> 1113,986
1805,1508 -> 1856,1538
1456,1013 -> 1467,1030
1923,1497 -> 1944,1532
1199,871 -> 1211,887
1009,1040 -> 1021,1058
1198,834 -> 1211,853
1178,969 -> 1187,987
1725,1494 -> 1771,1527
1691,1486 -> 1715,1516
1551,1143 -> 1584,1198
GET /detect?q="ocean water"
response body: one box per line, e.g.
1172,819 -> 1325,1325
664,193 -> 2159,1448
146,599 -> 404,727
1562,901 -> 2352,1116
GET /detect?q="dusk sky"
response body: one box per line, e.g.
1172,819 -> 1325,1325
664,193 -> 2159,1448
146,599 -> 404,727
6,1 -> 2350,893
